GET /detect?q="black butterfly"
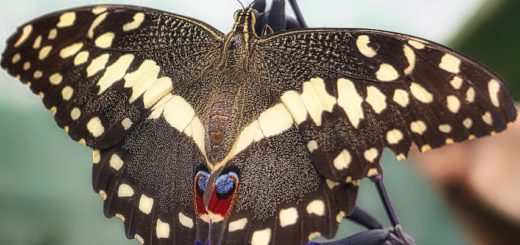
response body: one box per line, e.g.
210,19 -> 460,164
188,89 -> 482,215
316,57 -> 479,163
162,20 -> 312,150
1,1 -> 516,245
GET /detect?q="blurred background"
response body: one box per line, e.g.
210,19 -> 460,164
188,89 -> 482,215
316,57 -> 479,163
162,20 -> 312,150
0,0 -> 519,244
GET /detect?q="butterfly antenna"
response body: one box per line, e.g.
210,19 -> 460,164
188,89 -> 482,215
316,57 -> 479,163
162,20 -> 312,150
248,0 -> 259,9
237,0 -> 246,10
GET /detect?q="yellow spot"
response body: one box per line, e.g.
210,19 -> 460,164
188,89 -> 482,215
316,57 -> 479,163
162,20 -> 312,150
117,183 -> 134,197
403,44 -> 416,75
281,90 -> 308,125
74,51 -> 89,66
48,28 -> 58,40
363,148 -> 379,163
33,70 -> 43,79
89,12 -> 108,38
97,54 -> 135,94
439,53 -> 461,74
376,63 -> 399,81
61,86 -> 74,101
138,194 -> 154,214
396,153 -> 406,161
123,12 -> 145,31
306,140 -> 318,153
438,124 -> 452,133
87,117 -> 104,137
14,25 -> 33,48
86,53 -> 110,77
356,35 -> 377,58
228,218 -> 248,232
468,134 -> 477,140
92,150 -> 100,164
463,118 -> 473,129
450,76 -> 463,89
445,138 -> 455,144
488,79 -> 501,107
64,126 -> 69,133
70,107 -> 81,120
279,207 -> 299,227
163,96 -> 195,132
446,95 -> 461,113
393,89 -> 409,107
482,111 -> 493,125
386,129 -> 404,145
156,219 -> 170,238
466,87 -> 475,103
49,73 -> 63,85
11,53 -> 21,64
300,78 -> 336,126
121,118 -> 133,130
336,211 -> 346,223
421,144 -> 432,152
59,42 -> 83,58
366,86 -> 387,114
410,120 -> 427,135
38,46 -> 53,60
143,77 -> 173,109
367,168 -> 379,177
337,78 -> 364,128
92,6 -> 107,15
50,106 -> 57,115
95,32 -> 115,48
98,190 -> 107,200
333,149 -> 352,170
408,39 -> 425,49
57,12 -> 76,28
308,232 -> 322,241
23,61 -> 31,71
32,35 -> 42,49
258,104 -> 294,137
125,60 -> 161,102
251,228 -> 271,245
306,200 -> 325,216
115,214 -> 125,222
109,153 -> 124,170
134,234 -> 144,245
78,138 -> 86,145
410,82 -> 433,103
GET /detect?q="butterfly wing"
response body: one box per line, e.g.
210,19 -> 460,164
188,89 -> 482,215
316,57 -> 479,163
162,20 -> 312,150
1,4 -> 225,244
250,29 -> 517,182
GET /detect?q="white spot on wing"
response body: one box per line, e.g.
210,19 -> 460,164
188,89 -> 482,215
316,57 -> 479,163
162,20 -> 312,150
59,42 -> 83,58
49,73 -> 63,85
235,120 -> 261,154
57,12 -> 76,28
143,77 -> 173,108
410,120 -> 427,135
408,39 -> 425,49
92,150 -> 100,164
61,86 -> 74,101
410,82 -> 433,103
156,219 -> 170,238
124,60 -> 161,102
32,35 -> 42,49
446,95 -> 461,113
376,63 -> 399,81
14,25 -> 33,48
281,90 -> 308,125
333,149 -> 352,170
463,118 -> 473,129
337,78 -> 364,128
439,53 -> 461,74
279,207 -> 298,227
163,96 -> 195,132
403,44 -> 416,75
466,87 -> 475,103
123,12 -> 145,31
89,12 -> 107,38
70,107 -> 81,120
117,183 -> 134,197
87,53 -> 110,77
11,53 -> 21,64
392,89 -> 409,107
139,194 -> 154,214
306,140 -> 318,153
48,28 -> 58,40
258,103 -> 293,137
228,218 -> 248,232
97,54 -> 135,94
488,79 -> 501,107
74,51 -> 89,66
306,199 -> 325,216
95,32 -> 115,48
134,234 -> 144,245
87,117 -> 104,137
363,148 -> 379,163
109,153 -> 124,170
300,78 -> 336,126
482,111 -> 493,125
366,86 -> 387,114
122,118 -> 133,130
178,212 -> 194,229
356,35 -> 377,58
38,46 -> 53,60
438,124 -> 452,133
386,129 -> 404,145
450,76 -> 463,89
251,228 -> 271,245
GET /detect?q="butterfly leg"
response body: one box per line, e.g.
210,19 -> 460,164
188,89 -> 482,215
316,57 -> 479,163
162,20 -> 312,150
287,0 -> 308,28
253,0 -> 307,36
347,206 -> 383,230
372,174 -> 414,245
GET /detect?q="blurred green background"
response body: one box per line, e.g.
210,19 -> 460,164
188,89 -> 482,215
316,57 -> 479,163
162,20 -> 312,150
0,0 -> 518,245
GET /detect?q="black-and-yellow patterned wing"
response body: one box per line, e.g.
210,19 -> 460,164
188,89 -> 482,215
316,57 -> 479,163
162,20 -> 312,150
2,4 -> 224,244
251,28 -> 516,182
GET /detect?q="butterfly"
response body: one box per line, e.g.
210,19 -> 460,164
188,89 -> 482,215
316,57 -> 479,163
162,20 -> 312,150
1,1 -> 516,245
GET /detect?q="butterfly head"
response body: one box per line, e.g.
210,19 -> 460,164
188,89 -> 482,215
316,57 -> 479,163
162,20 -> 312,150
194,165 -> 240,223
231,7 -> 258,40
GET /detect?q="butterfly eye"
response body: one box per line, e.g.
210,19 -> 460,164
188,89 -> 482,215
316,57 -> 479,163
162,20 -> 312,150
214,172 -> 239,198
233,10 -> 241,21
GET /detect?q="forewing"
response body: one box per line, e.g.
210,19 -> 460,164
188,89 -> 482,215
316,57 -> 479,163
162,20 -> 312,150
1,4 -> 223,149
252,29 -> 517,181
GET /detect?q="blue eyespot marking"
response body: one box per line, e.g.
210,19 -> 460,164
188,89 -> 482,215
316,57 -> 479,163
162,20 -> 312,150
197,171 -> 209,192
215,172 -> 238,195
